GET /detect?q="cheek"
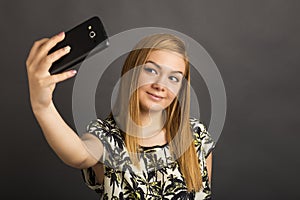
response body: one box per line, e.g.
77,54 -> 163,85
169,84 -> 181,96
167,83 -> 182,99
166,88 -> 179,103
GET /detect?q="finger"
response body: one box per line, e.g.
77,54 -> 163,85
41,45 -> 71,71
46,69 -> 77,85
26,38 -> 49,67
38,32 -> 66,57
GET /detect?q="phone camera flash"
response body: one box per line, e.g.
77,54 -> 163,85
88,25 -> 92,30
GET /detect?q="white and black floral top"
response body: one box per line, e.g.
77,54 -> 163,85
82,116 -> 215,200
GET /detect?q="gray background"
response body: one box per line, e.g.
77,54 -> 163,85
1,0 -> 299,199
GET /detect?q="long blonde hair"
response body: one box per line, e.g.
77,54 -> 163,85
112,33 -> 202,192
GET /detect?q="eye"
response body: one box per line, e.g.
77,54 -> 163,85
169,76 -> 180,82
144,67 -> 157,75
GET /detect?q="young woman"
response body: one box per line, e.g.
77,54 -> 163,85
26,32 -> 215,199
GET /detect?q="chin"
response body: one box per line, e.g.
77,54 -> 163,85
140,103 -> 167,113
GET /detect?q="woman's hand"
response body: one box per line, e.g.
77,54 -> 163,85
26,32 -> 76,112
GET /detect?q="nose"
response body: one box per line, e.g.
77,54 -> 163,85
151,82 -> 165,92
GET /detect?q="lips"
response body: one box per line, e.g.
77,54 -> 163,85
146,92 -> 164,101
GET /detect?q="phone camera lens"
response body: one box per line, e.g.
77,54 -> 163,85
89,31 -> 96,38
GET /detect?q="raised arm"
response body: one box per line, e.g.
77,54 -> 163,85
26,32 -> 102,169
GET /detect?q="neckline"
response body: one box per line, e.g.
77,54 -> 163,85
139,143 -> 168,150
108,115 -> 169,150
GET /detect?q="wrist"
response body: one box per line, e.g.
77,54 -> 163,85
31,101 -> 54,116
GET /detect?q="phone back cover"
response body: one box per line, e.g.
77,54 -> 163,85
49,16 -> 109,74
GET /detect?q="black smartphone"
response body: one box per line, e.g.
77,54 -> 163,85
49,16 -> 109,74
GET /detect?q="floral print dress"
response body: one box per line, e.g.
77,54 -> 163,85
82,116 -> 215,200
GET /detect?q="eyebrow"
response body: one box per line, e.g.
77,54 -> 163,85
145,60 -> 184,75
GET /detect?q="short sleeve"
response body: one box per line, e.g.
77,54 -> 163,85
81,167 -> 104,196
85,119 -> 109,163
81,119 -> 109,195
190,118 -> 215,158
84,118 -> 126,167
81,117 -> 127,194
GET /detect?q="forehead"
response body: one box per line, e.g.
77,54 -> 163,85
146,50 -> 186,73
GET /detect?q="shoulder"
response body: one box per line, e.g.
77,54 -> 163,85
87,119 -> 110,131
189,118 -> 208,134
86,116 -> 121,137
86,116 -> 125,154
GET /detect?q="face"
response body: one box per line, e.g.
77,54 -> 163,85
137,50 -> 186,113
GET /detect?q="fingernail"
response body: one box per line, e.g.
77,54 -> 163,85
57,32 -> 64,37
64,46 -> 71,52
70,69 -> 77,75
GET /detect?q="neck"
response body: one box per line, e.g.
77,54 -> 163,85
138,109 -> 166,139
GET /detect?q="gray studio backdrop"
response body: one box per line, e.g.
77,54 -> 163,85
1,0 -> 299,199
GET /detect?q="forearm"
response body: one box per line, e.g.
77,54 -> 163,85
33,102 -> 95,168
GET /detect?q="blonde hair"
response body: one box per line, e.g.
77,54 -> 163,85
112,33 -> 202,192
